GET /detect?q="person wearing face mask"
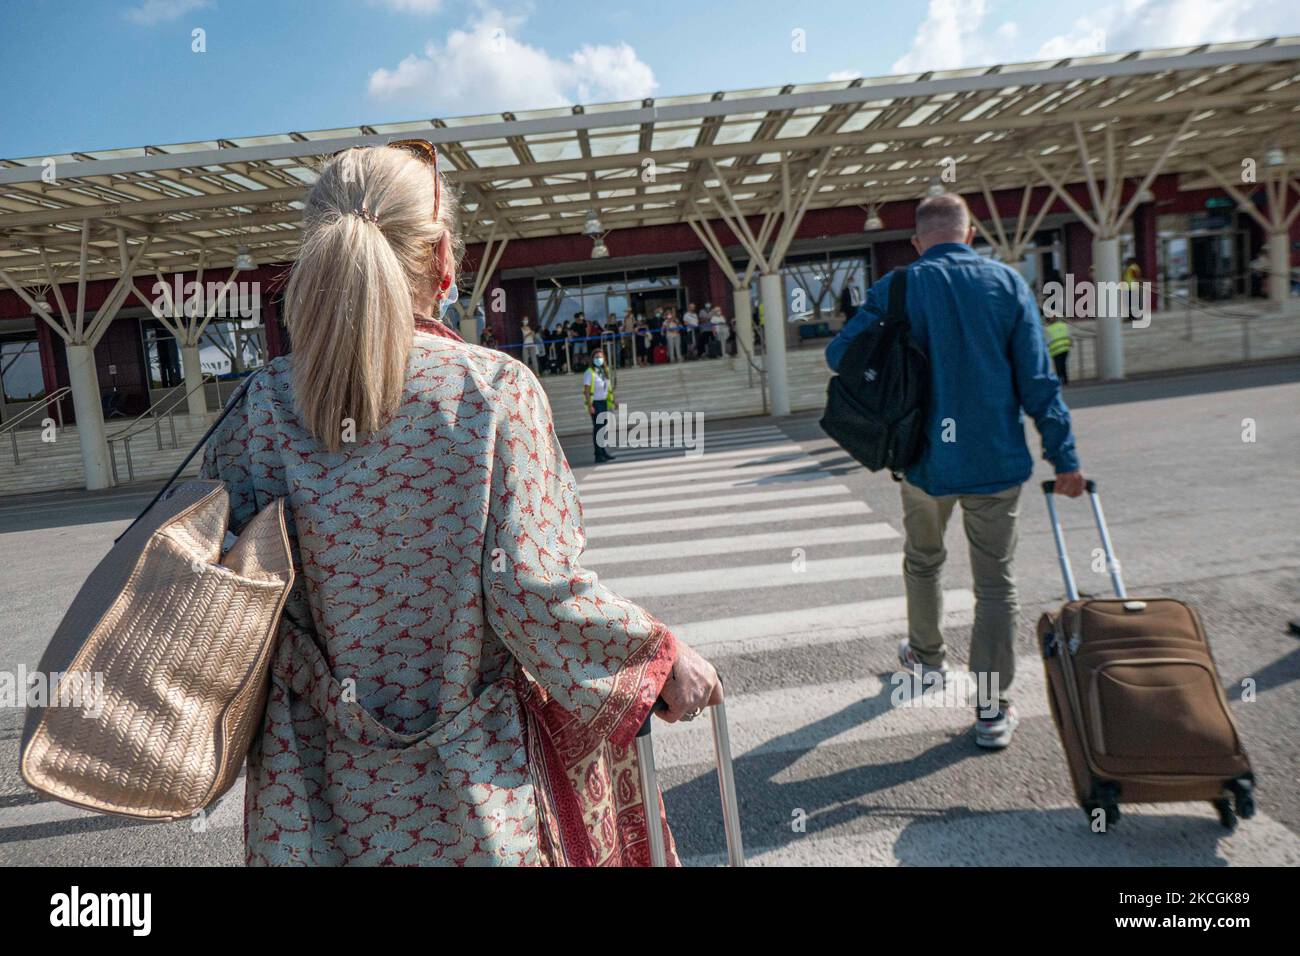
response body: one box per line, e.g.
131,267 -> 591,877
583,347 -> 617,463
664,309 -> 683,363
200,142 -> 719,866
520,314 -> 540,374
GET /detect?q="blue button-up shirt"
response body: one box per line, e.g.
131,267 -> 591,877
826,242 -> 1079,497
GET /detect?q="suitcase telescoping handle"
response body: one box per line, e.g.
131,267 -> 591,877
635,693 -> 745,867
1041,478 -> 1127,601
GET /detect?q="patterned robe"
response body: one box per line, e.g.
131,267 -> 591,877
201,323 -> 678,865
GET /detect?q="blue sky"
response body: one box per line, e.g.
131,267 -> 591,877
3,0 -> 1299,157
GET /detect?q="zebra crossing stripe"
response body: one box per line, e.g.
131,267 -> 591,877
581,442 -> 805,475
588,430 -> 789,463
574,460 -> 837,496
650,667 -> 1049,772
671,590 -> 973,648
580,468 -> 845,504
584,500 -> 873,538
582,483 -> 855,520
577,450 -> 816,488
601,553 -> 901,599
602,424 -> 786,448
583,522 -> 898,565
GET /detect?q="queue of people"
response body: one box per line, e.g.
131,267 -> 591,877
476,303 -> 737,374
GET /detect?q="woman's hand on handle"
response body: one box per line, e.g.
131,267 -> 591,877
657,643 -> 723,722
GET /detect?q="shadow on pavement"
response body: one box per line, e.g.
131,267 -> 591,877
1246,645 -> 1300,697
664,680 -> 974,860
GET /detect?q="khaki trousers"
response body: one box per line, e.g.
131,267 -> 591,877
899,479 -> 1021,709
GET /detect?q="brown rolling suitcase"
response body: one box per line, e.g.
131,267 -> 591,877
1037,479 -> 1255,832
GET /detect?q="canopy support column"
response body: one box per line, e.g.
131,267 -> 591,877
0,229 -> 151,489
1027,113 -> 1195,379
701,148 -> 834,416
758,273 -> 789,415
453,225 -> 508,342
67,344 -> 113,489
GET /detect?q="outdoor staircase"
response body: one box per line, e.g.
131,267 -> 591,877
540,346 -> 833,438
0,412 -> 217,497
1069,300 -> 1300,379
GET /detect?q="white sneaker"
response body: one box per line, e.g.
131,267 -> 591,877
897,639 -> 949,678
975,706 -> 1020,750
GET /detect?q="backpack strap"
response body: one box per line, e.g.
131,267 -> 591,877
887,267 -> 911,484
886,267 -> 909,325
115,368 -> 265,543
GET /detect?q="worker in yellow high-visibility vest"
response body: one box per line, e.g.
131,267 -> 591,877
1044,315 -> 1072,385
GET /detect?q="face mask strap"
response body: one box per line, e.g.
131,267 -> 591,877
438,280 -> 459,320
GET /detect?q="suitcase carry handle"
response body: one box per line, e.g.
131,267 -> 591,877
635,692 -> 745,867
1041,479 -> 1127,601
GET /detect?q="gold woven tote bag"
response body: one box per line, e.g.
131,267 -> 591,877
20,372 -> 294,820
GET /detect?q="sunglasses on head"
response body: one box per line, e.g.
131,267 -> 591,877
334,138 -> 441,222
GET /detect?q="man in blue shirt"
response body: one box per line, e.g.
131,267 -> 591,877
827,193 -> 1085,749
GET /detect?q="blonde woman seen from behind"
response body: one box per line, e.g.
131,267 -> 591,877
201,142 -> 720,866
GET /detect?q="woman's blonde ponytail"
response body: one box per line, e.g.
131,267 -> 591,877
284,146 -> 457,451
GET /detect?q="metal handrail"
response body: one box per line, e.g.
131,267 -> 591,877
1149,280 -> 1275,363
0,386 -> 73,466
1049,267 -> 1296,380
735,338 -> 769,415
106,373 -> 216,483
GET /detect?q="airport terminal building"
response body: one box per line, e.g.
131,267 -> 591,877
1,38 -> 1297,489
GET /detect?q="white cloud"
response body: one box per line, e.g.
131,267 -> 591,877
367,10 -> 657,114
570,43 -> 657,103
891,0 -> 1300,74
123,0 -> 212,26
892,0 -> 997,73
827,70 -> 862,81
1034,0 -> 1285,60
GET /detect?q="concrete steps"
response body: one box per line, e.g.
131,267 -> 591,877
0,413 -> 216,496
1068,306 -> 1300,380
540,348 -> 832,438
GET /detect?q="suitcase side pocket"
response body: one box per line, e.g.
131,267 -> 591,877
1086,657 -> 1248,777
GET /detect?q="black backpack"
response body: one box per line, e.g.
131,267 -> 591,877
819,268 -> 929,475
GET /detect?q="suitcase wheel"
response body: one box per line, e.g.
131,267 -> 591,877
1227,777 -> 1256,820
1084,781 -> 1121,833
1082,802 -> 1120,833
1213,798 -> 1237,831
